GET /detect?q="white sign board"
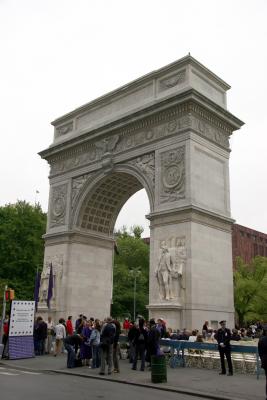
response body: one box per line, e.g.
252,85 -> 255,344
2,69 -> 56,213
9,301 -> 35,337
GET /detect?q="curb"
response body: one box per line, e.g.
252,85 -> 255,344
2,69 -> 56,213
50,369 -> 242,400
0,361 -> 243,400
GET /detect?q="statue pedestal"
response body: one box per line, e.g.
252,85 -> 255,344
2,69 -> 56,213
147,303 -> 183,330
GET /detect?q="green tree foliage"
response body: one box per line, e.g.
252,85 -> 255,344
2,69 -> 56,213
234,256 -> 267,326
112,226 -> 149,320
0,201 -> 46,305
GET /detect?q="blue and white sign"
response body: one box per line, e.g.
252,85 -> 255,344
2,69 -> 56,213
9,301 -> 35,337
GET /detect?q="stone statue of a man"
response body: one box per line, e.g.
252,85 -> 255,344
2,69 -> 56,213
156,241 -> 174,300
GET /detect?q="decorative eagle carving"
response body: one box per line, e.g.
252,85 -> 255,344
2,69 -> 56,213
95,134 -> 119,156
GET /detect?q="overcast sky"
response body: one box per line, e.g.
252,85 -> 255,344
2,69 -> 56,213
0,0 -> 266,237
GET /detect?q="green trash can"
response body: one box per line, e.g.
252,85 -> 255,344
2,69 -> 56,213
151,354 -> 167,383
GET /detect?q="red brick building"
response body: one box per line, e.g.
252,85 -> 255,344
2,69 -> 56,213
232,223 -> 267,269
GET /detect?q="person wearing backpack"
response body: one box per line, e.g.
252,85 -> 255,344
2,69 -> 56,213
99,317 -> 116,375
132,318 -> 148,371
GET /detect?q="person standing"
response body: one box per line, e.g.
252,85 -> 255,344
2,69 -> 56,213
113,319 -> 121,373
99,317 -> 116,375
258,324 -> 267,400
66,316 -> 74,336
34,316 -> 47,355
132,318 -> 148,371
214,320 -> 233,376
89,319 -> 101,369
146,319 -> 161,367
45,316 -> 55,354
80,319 -> 92,366
54,318 -> 66,356
2,314 -> 10,359
123,318 -> 130,333
202,321 -> 209,339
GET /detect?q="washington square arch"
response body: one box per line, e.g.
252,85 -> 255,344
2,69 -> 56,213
38,55 -> 243,329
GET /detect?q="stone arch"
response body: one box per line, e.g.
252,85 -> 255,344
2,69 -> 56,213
72,164 -> 154,236
39,55 -> 243,329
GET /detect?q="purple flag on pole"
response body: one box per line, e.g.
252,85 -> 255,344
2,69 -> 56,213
47,263 -> 54,309
34,271 -> 41,311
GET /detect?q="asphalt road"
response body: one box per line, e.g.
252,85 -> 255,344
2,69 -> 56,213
0,366 -> 207,400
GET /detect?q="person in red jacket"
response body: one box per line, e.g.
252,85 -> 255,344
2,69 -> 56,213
123,318 -> 130,332
66,316 -> 74,336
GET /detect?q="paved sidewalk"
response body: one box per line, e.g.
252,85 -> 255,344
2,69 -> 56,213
0,354 -> 265,400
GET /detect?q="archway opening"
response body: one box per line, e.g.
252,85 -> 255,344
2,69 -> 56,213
76,171 -> 151,321
115,188 -> 150,237
77,171 -> 152,237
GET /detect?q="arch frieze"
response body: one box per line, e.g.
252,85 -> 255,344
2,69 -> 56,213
48,99 -> 233,179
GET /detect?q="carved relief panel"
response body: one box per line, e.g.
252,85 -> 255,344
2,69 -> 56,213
155,237 -> 186,302
71,173 -> 92,209
160,146 -> 185,204
49,184 -> 68,228
39,254 -> 64,307
128,153 -> 155,187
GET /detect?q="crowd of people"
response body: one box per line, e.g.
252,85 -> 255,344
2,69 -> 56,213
2,313 -> 267,399
31,315 -> 267,372
2,313 -> 267,388
32,314 -> 164,373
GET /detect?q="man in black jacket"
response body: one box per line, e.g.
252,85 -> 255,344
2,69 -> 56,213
99,317 -> 116,375
64,334 -> 83,368
214,320 -> 233,376
258,324 -> 267,400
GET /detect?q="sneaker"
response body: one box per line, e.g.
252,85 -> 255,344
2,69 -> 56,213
227,372 -> 233,376
219,372 -> 226,375
99,372 -> 105,375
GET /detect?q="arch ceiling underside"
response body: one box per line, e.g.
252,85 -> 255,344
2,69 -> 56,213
78,172 -> 143,236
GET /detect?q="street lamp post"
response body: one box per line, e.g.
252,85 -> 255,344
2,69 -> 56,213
129,267 -> 141,322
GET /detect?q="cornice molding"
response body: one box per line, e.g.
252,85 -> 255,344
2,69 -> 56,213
147,205 -> 234,232
40,91 -> 243,179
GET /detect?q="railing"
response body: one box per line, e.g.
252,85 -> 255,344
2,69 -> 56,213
160,339 -> 262,379
119,335 -> 262,379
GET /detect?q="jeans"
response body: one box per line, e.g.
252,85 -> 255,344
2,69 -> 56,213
92,344 -> 100,368
64,343 -> 76,368
132,343 -> 146,370
100,344 -> 113,374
